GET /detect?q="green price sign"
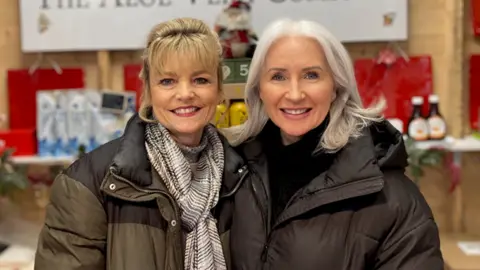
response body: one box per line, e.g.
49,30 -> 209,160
235,60 -> 250,81
222,61 -> 236,83
222,58 -> 251,83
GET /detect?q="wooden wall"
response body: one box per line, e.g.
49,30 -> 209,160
459,0 -> 480,235
1,0 -> 480,233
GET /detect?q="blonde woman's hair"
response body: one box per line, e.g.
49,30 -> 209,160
222,18 -> 385,153
139,17 -> 223,122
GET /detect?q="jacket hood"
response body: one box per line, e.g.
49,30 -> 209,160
368,120 -> 409,170
316,120 -> 408,191
240,119 -> 409,194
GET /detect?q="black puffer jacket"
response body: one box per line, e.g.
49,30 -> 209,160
227,121 -> 443,270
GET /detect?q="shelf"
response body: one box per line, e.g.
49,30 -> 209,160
11,155 -> 75,166
411,136 -> 480,152
449,136 -> 480,152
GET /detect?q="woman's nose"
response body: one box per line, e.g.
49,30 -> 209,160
285,82 -> 305,102
175,83 -> 195,100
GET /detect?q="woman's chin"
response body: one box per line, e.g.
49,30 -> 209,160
279,125 -> 311,137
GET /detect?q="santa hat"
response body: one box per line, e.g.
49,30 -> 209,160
229,0 -> 251,11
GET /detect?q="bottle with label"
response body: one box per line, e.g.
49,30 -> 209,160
407,96 -> 429,141
427,94 -> 447,140
229,100 -> 248,126
215,103 -> 229,128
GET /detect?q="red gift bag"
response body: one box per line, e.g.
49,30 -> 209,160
124,64 -> 143,111
7,68 -> 84,129
354,56 -> 434,132
472,0 -> 480,36
469,55 -> 480,131
0,129 -> 36,156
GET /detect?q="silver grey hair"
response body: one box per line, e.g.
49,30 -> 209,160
221,18 -> 385,152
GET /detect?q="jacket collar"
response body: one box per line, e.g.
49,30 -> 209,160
240,120 -> 408,196
110,114 -> 246,196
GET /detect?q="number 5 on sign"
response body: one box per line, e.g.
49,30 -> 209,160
236,61 -> 250,81
240,64 -> 249,76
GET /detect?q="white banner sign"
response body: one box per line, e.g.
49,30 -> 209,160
19,0 -> 408,52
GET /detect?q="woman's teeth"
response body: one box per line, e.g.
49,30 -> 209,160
282,109 -> 309,115
173,107 -> 199,114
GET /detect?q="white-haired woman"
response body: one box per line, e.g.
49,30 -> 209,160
223,19 -> 443,269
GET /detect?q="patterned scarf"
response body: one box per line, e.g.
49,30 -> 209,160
145,122 -> 226,270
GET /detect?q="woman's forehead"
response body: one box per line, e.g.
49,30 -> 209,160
150,50 -> 217,75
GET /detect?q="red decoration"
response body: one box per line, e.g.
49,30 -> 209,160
0,129 -> 36,156
123,64 -> 143,111
472,0 -> 480,36
214,0 -> 256,59
469,55 -> 480,131
354,56 -> 434,132
7,68 -> 84,130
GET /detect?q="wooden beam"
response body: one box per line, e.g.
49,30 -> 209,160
444,0 -> 465,138
97,50 -> 112,89
443,0 -> 465,234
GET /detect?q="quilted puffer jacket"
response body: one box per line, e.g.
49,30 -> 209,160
34,114 -> 247,270
227,121 -> 444,270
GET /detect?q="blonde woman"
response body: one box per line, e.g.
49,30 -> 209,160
223,19 -> 443,269
35,18 -> 247,270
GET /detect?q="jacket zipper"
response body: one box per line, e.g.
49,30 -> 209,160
220,165 -> 249,199
249,167 -> 271,263
213,165 -> 249,218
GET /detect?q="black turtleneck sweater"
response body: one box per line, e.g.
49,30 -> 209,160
259,119 -> 335,225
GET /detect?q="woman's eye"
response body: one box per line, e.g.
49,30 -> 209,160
159,79 -> 174,86
194,77 -> 209,84
271,73 -> 285,81
304,72 -> 319,80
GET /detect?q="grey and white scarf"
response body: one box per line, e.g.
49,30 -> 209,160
145,122 -> 226,270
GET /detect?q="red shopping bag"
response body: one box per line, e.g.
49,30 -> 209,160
472,0 -> 480,36
354,56 -> 434,132
124,64 -> 143,111
469,55 -> 480,130
7,68 -> 84,129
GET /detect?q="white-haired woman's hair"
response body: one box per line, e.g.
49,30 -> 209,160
222,18 -> 385,153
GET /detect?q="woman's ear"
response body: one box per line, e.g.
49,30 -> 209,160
331,90 -> 337,102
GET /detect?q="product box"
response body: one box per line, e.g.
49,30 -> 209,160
66,90 -> 90,155
87,90 -> 136,150
36,91 -> 59,156
35,89 -> 136,157
442,234 -> 480,270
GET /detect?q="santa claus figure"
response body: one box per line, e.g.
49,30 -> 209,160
214,0 -> 257,59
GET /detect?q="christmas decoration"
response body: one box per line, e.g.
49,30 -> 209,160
214,0 -> 257,59
404,137 -> 446,184
0,148 -> 29,198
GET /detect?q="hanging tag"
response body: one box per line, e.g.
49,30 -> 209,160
377,48 -> 397,66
